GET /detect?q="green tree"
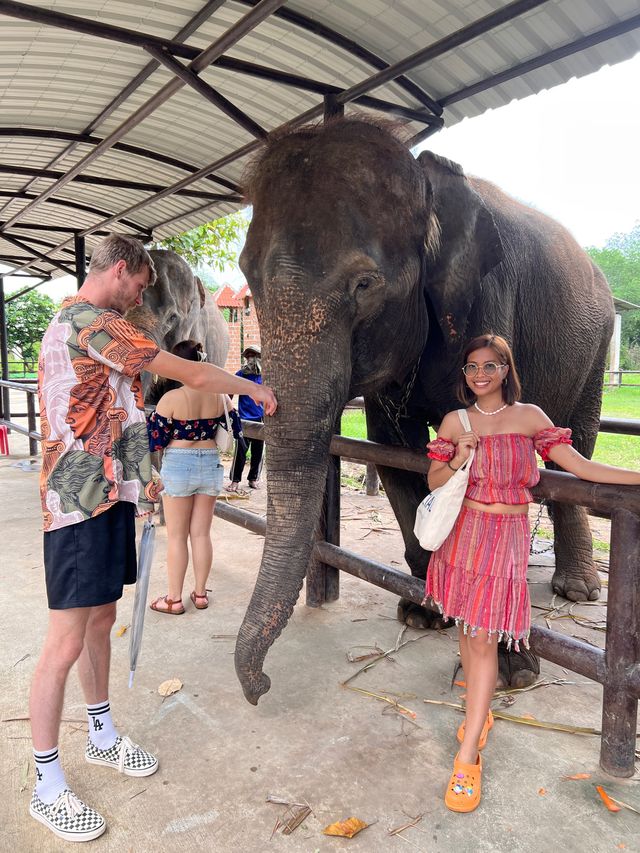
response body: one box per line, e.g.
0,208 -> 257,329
588,223 -> 640,364
6,290 -> 57,371
155,211 -> 248,271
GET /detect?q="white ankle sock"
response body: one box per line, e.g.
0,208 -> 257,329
86,700 -> 118,750
34,747 -> 67,805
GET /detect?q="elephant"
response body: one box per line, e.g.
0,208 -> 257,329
234,117 -> 614,705
125,249 -> 229,400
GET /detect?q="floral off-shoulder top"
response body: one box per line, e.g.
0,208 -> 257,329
427,427 -> 572,505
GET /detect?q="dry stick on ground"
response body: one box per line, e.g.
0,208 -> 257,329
2,716 -> 86,724
341,626 -> 431,723
388,813 -> 424,836
423,698 -> 602,735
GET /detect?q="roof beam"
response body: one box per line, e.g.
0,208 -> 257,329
0,0 -> 228,223
0,0 -> 440,116
334,0 -> 550,105
235,0 -> 442,115
144,46 -> 268,140
0,257 -> 52,277
440,11 -> 640,107
0,233 -> 75,276
0,128 -> 241,194
0,0 -> 286,232
5,279 -> 52,302
0,164 -> 241,201
0,192 -> 152,236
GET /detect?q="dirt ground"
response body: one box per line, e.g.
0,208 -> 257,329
1,430 -> 639,853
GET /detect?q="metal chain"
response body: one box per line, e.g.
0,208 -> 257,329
529,499 -> 554,555
375,360 -> 421,447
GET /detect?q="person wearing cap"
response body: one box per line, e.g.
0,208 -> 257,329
226,344 -> 264,492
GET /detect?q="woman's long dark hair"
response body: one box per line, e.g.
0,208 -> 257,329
456,333 -> 522,406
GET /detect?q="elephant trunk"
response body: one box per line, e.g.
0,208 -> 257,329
234,341 -> 348,704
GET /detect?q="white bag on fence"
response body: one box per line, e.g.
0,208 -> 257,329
215,396 -> 234,453
413,409 -> 475,552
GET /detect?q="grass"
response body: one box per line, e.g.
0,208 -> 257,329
340,387 -> 640,470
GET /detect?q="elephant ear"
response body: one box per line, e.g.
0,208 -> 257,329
417,150 -> 503,347
195,275 -> 206,309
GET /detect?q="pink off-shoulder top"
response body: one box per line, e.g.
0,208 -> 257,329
427,427 -> 572,505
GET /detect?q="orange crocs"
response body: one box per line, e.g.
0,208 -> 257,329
445,753 -> 482,812
457,710 -> 494,750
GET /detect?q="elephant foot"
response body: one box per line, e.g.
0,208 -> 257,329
496,644 -> 540,689
397,598 -> 454,631
551,566 -> 601,602
239,671 -> 271,706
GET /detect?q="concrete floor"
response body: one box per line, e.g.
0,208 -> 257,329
1,431 -> 639,852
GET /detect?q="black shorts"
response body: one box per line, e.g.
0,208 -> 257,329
43,501 -> 137,610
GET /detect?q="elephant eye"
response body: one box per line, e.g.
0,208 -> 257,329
355,275 -> 373,291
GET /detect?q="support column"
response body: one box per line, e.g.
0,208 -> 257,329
600,507 -> 640,776
324,93 -> 344,121
74,233 -> 86,289
0,276 -> 10,424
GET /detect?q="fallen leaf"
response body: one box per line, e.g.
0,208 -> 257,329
562,773 -> 592,781
454,680 -> 466,688
323,817 -> 368,838
115,625 -> 128,637
158,678 -> 182,697
596,785 -> 621,812
538,788 -> 546,796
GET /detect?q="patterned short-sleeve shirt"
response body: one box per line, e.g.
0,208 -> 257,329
38,296 -> 160,531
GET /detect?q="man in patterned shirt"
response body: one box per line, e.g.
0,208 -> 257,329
30,234 -> 277,842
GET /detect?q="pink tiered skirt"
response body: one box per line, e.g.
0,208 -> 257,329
425,506 -> 531,650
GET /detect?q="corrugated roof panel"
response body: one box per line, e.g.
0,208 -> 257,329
0,0 -> 638,276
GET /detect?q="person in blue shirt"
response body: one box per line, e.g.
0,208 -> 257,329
226,344 -> 264,492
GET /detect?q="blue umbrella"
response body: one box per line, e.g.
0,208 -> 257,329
128,518 -> 156,688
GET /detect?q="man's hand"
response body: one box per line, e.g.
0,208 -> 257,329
251,384 -> 277,416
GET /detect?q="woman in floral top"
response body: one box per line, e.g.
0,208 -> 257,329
147,340 -> 230,615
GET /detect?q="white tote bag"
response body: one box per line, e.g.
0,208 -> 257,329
413,409 -> 475,551
215,396 -> 234,452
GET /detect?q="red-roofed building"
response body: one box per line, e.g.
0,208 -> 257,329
215,282 -> 261,372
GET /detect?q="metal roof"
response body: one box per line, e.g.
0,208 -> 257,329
0,0 -> 639,282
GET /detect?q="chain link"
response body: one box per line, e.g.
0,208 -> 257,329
529,499 -> 554,555
374,360 -> 421,447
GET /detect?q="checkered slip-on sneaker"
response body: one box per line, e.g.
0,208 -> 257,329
29,788 -> 106,843
85,735 -> 158,777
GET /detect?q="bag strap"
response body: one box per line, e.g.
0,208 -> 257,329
456,408 -> 475,467
221,395 -> 232,431
457,408 -> 472,432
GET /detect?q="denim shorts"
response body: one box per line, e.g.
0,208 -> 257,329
160,448 -> 224,497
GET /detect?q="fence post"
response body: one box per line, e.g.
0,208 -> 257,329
365,462 -> 379,496
306,438 -> 341,607
26,391 -> 38,456
0,276 -> 10,425
600,507 -> 640,777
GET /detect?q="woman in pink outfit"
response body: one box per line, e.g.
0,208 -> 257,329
425,333 -> 640,813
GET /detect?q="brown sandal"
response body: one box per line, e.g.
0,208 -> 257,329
150,595 -> 185,615
190,590 -> 209,610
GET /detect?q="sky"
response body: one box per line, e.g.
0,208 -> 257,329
3,49 -> 639,302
